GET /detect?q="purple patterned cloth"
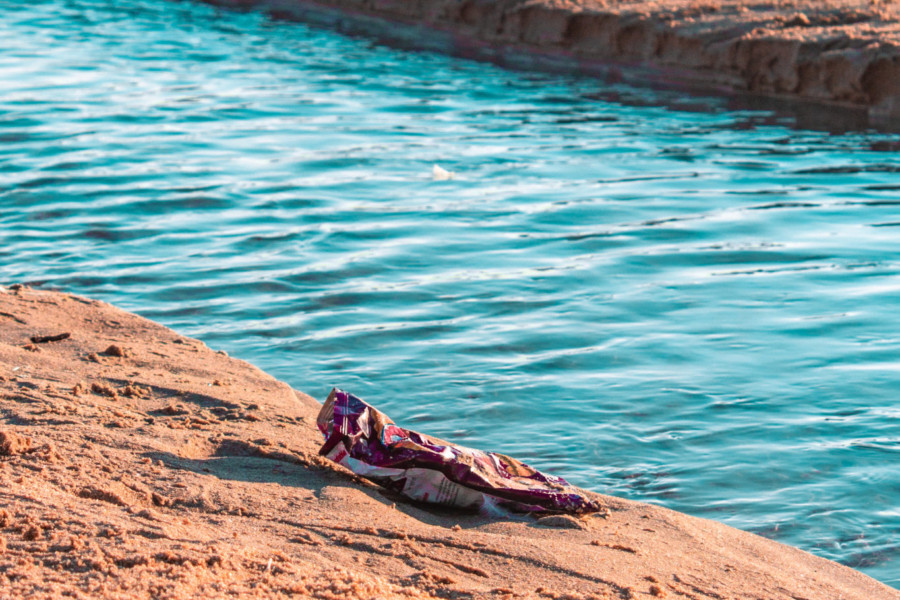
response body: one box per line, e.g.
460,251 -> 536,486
317,388 -> 603,514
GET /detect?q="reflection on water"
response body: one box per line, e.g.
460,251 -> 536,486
1,0 -> 899,588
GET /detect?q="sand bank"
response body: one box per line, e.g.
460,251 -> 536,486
207,0 -> 900,122
0,285 -> 896,599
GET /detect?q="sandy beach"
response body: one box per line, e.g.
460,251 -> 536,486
208,0 -> 900,120
0,284 -> 897,599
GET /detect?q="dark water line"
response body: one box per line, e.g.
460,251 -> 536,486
194,0 -> 900,135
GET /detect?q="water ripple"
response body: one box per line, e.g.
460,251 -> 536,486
2,0 -> 900,588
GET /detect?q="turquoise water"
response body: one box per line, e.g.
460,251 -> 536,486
2,0 -> 899,587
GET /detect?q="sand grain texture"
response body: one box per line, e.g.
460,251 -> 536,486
0,286 -> 897,599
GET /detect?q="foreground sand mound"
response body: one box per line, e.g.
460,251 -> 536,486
0,286 -> 896,599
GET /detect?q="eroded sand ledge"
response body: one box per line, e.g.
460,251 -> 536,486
0,286 -> 897,599
206,0 -> 900,121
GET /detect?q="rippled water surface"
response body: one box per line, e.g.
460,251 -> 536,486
2,0 -> 900,587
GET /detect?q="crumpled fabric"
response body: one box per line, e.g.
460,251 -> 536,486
317,388 -> 603,514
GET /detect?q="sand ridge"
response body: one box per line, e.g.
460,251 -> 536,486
0,285 -> 897,599
207,0 -> 900,120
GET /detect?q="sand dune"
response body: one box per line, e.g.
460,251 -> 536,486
0,285 -> 896,599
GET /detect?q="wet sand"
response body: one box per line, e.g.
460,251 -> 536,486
207,0 -> 900,121
0,284 -> 897,599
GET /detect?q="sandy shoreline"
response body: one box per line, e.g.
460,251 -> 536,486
0,285 -> 897,599
204,0 -> 900,123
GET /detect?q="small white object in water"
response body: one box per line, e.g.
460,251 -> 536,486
432,164 -> 455,181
